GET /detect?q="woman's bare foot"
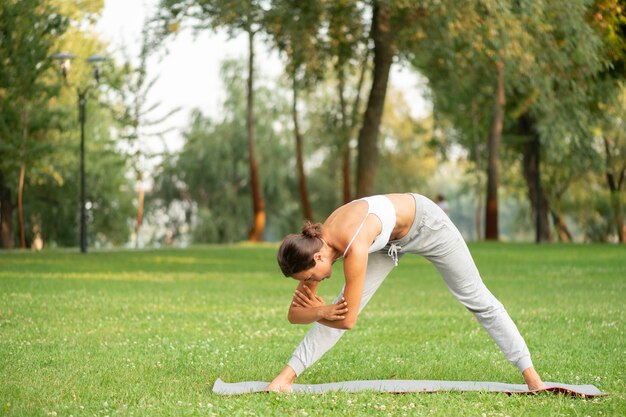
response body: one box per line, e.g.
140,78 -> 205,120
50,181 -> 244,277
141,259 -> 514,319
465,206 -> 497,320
265,366 -> 296,393
523,367 -> 547,391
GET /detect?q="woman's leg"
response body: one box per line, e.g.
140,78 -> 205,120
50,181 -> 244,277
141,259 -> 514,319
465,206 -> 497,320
408,198 -> 533,373
426,234 -> 533,372
287,251 -> 397,376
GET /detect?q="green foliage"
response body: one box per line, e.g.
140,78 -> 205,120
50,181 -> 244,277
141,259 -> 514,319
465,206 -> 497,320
411,0 -> 606,150
265,0 -> 325,85
0,244 -> 624,415
0,0 -> 139,248
156,0 -> 267,35
1,0 -> 621,248
19,104 -> 135,247
574,186 -> 615,242
404,0 -> 624,241
152,60 -> 300,243
0,0 -> 68,186
376,89 -> 438,193
589,0 -> 626,78
51,0 -> 104,25
0,0 -> 67,97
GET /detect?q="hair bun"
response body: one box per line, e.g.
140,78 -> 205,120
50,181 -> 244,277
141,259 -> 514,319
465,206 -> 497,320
301,220 -> 323,239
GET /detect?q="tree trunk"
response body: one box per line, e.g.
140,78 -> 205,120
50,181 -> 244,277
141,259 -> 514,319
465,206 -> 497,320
609,187 -> 625,243
246,29 -> 265,242
18,161 -> 26,248
0,171 -> 14,249
472,105 -> 483,241
355,2 -> 395,198
339,49 -> 369,205
135,170 -> 145,248
485,62 -> 504,240
603,136 -> 625,243
521,138 -> 552,242
18,107 -> 28,249
341,145 -> 351,204
551,209 -> 572,242
518,113 -> 552,242
292,78 -> 313,221
338,72 -> 352,205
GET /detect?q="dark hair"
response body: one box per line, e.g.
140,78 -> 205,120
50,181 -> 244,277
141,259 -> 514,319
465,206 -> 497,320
277,221 -> 323,276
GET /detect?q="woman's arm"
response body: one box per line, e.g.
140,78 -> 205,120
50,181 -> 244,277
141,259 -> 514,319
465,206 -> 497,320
317,244 -> 368,330
287,281 -> 348,324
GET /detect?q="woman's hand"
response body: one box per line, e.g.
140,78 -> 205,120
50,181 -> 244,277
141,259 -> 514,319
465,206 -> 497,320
292,285 -> 348,322
292,285 -> 325,308
317,299 -> 349,321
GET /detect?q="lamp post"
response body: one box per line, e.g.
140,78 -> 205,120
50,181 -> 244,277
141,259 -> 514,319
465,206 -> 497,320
52,52 -> 107,253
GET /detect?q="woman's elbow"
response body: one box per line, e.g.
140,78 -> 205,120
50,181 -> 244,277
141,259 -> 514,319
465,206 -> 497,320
287,308 -> 305,324
340,319 -> 356,330
287,311 -> 297,324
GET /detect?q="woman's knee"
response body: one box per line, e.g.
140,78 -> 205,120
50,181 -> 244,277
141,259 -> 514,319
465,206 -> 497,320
467,299 -> 506,322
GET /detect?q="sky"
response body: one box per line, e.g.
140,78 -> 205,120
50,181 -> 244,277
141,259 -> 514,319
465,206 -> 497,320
95,0 -> 431,153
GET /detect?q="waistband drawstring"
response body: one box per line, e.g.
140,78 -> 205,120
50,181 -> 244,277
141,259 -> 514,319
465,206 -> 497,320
388,243 -> 401,266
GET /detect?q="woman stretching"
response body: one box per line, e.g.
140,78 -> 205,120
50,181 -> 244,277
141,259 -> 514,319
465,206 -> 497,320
266,193 -> 545,392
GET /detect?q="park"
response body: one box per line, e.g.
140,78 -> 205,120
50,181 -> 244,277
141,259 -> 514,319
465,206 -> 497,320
1,244 -> 624,415
1,0 -> 625,416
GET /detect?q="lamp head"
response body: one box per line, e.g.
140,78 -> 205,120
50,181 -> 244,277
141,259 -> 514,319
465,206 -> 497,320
51,52 -> 76,80
87,54 -> 108,84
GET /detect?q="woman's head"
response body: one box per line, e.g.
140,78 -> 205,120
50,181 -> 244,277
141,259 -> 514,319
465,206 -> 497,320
277,221 -> 324,276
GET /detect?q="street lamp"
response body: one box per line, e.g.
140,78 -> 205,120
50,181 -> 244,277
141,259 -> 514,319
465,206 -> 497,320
52,52 -> 107,253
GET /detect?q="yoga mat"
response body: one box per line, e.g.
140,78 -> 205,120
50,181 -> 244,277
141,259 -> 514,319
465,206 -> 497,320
212,378 -> 607,397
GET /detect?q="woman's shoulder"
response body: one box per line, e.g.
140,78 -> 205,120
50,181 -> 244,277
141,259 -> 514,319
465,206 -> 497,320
323,200 -> 366,237
325,199 -> 367,224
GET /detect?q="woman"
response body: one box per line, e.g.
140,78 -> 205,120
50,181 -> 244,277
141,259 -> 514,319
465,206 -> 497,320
266,193 -> 545,392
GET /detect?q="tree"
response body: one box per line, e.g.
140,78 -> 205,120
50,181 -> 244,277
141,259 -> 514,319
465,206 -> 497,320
506,0 -> 605,243
108,20 -> 180,248
376,89 -> 437,192
355,0 -> 425,197
156,0 -> 268,241
408,0 -> 526,240
324,0 -> 369,203
152,60 -> 299,243
0,0 -> 139,249
265,0 -> 324,221
267,0 -> 371,206
594,87 -> 626,242
0,0 -> 68,248
409,0 -> 607,242
587,0 -> 626,242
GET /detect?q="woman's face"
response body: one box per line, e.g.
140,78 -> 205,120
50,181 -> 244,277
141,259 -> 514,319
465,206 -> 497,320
291,253 -> 333,283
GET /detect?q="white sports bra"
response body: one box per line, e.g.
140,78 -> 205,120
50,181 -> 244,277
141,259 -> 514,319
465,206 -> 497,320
343,195 -> 396,257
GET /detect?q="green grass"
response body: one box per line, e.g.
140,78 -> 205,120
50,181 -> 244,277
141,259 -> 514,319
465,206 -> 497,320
0,243 -> 624,416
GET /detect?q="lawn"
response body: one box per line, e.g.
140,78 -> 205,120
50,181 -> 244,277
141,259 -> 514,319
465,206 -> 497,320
0,243 -> 624,416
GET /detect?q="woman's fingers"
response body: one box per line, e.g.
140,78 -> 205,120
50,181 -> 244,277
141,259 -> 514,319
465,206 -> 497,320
294,290 -> 309,302
335,301 -> 348,317
294,289 -> 316,307
325,300 -> 348,320
302,286 -> 319,301
292,291 -> 307,307
293,291 -> 347,315
336,306 -> 348,315
295,288 -> 326,308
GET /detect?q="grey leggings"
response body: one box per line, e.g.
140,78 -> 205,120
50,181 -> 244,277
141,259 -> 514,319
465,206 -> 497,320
287,194 -> 533,376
